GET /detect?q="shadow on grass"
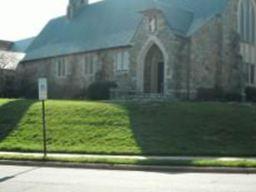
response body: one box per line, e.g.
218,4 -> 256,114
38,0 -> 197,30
117,101 -> 256,157
0,100 -> 36,142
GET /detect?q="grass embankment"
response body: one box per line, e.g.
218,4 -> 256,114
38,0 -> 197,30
0,99 -> 256,156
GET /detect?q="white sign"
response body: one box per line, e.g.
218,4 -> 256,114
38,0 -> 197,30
38,78 -> 48,100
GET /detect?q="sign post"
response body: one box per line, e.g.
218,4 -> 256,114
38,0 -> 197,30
38,78 -> 48,159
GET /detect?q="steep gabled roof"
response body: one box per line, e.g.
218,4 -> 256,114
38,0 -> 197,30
11,37 -> 35,53
24,0 -> 228,61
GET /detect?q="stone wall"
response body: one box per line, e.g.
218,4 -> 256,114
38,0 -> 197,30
21,47 -> 130,98
221,0 -> 243,93
20,1 -> 249,99
21,9 -> 191,99
130,9 -> 190,98
188,0 -> 247,96
189,16 -> 223,92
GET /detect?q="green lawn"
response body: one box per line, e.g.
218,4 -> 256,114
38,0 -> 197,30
0,99 -> 256,156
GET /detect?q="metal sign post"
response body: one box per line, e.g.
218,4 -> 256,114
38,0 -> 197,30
38,78 -> 48,159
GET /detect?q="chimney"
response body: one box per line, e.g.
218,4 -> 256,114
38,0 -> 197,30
67,0 -> 88,19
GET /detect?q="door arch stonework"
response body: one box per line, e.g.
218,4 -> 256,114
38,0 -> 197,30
144,44 -> 164,93
137,36 -> 169,94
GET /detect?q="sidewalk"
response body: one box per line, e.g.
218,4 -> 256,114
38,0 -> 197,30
1,151 -> 256,174
1,151 -> 256,162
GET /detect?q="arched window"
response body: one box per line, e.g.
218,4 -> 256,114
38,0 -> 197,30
238,0 -> 256,44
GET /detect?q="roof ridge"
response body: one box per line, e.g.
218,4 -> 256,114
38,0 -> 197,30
156,0 -> 194,14
24,0 -> 229,61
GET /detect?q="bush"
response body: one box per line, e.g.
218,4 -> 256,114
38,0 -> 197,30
196,87 -> 241,102
87,81 -> 118,100
196,88 -> 223,101
223,92 -> 241,102
14,66 -> 38,99
18,79 -> 38,99
0,71 -> 18,98
246,87 -> 256,102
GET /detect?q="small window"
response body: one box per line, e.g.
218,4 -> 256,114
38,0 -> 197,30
148,16 -> 157,33
84,54 -> 96,75
238,0 -> 256,44
247,63 -> 256,85
249,64 -> 255,85
117,52 -> 123,71
84,56 -> 89,75
115,51 -> 130,71
123,51 -> 129,70
57,59 -> 67,77
89,59 -> 94,74
93,55 -> 98,71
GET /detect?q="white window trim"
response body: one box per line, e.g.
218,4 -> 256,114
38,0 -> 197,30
56,58 -> 68,78
84,54 -> 97,76
115,51 -> 130,72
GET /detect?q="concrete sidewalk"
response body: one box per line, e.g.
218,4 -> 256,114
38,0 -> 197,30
1,151 -> 256,162
1,151 -> 256,174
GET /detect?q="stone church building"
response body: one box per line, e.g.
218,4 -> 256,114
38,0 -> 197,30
21,0 -> 256,99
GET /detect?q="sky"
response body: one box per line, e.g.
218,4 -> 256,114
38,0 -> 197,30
0,0 -> 101,41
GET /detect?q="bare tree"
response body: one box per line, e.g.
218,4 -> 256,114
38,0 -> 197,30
0,51 -> 21,69
0,51 -> 24,97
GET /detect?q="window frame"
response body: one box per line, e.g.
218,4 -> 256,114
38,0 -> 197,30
249,63 -> 256,85
84,54 -> 96,76
238,0 -> 256,44
56,58 -> 68,78
115,51 -> 130,72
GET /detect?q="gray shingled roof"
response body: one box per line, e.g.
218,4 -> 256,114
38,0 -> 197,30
11,37 -> 35,53
24,0 -> 228,61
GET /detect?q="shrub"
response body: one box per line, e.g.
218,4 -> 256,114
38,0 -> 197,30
223,92 -> 241,102
196,87 -> 223,101
19,80 -> 38,99
87,81 -> 118,100
245,87 -> 256,102
0,70 -> 18,98
196,87 -> 241,102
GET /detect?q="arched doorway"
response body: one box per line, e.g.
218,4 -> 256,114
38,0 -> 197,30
144,44 -> 165,94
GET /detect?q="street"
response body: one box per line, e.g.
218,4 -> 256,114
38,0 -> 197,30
0,165 -> 256,192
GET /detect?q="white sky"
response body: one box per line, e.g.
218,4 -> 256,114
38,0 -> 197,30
0,0 -> 101,41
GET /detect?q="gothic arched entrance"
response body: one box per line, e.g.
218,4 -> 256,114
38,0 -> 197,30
144,44 -> 165,94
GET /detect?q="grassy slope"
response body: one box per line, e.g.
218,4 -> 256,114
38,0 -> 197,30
0,99 -> 256,156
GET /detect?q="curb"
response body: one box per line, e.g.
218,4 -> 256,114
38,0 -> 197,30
1,160 -> 256,174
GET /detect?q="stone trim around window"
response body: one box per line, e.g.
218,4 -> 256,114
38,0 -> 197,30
247,63 -> 256,86
56,58 -> 69,78
83,54 -> 99,77
115,51 -> 130,72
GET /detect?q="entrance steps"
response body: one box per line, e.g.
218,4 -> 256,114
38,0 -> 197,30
110,90 -> 175,101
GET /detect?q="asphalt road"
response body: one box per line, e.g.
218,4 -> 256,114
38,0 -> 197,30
0,165 -> 256,192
